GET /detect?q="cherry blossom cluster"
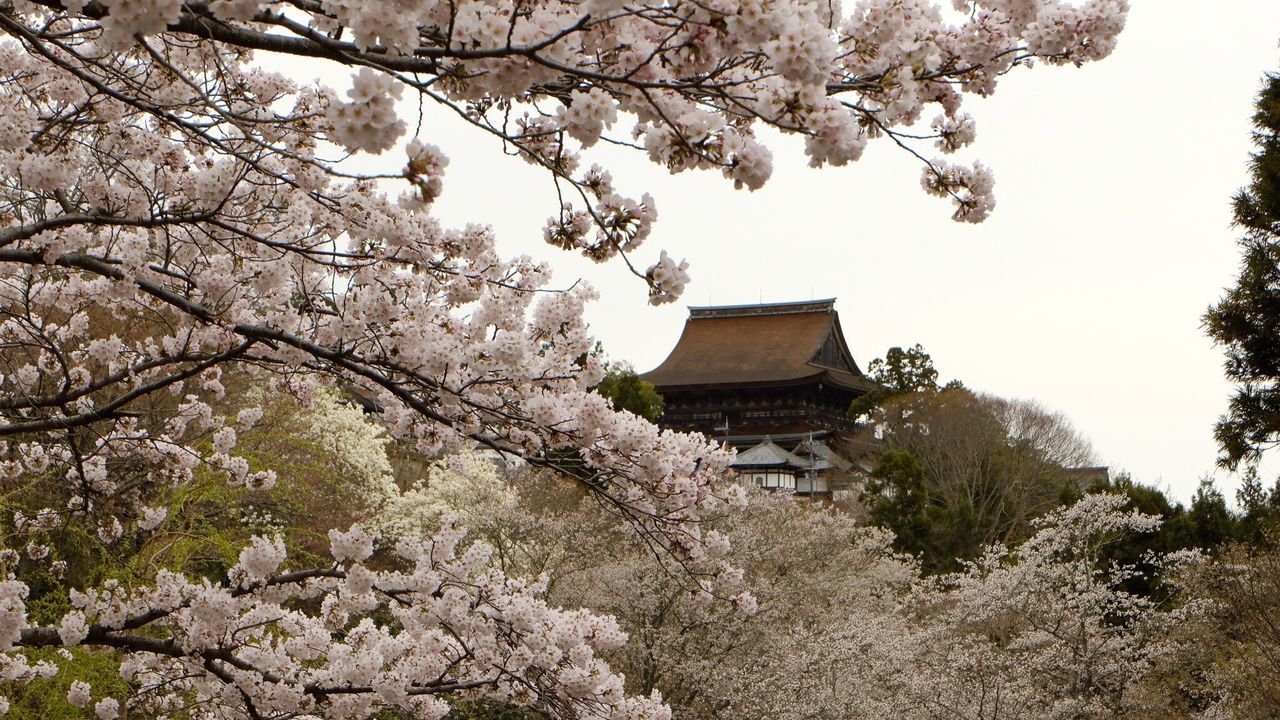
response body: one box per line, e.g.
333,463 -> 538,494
644,252 -> 691,306
8,520 -> 672,719
328,68 -> 408,155
1,0 -> 1129,299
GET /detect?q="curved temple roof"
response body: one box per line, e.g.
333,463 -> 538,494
640,299 -> 875,392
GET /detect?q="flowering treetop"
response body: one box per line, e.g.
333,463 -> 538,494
0,0 -> 1125,717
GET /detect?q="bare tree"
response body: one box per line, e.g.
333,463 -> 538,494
865,387 -> 1097,569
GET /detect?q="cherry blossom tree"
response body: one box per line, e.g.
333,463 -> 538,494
0,0 -> 1129,717
869,494 -> 1203,720
359,453 -> 1201,720
376,452 -> 917,720
1132,535 -> 1280,719
552,488 -> 915,720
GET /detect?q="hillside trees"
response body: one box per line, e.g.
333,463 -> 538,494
555,490 -> 915,720
0,0 -> 1131,716
354,446 -> 919,720
434,467 -> 1207,720
382,451 -> 1199,720
852,345 -> 1102,570
1127,530 -> 1280,719
125,376 -> 1211,720
862,386 -> 1097,571
879,494 -> 1203,720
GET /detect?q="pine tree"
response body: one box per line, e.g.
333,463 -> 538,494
1206,69 -> 1280,468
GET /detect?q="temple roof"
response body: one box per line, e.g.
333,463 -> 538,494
733,438 -> 808,468
640,299 -> 875,392
731,437 -> 843,472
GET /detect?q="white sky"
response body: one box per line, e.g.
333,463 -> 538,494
322,1 -> 1280,503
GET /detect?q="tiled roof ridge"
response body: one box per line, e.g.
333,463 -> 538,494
687,298 -> 836,319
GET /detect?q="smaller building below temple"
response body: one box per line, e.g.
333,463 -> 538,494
733,434 -> 870,497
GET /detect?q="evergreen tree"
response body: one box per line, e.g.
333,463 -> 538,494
1187,477 -> 1241,549
593,362 -> 665,423
1236,465 -> 1280,543
850,344 -> 950,418
862,450 -> 931,560
1206,69 -> 1280,469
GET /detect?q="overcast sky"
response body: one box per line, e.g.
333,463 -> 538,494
400,0 -> 1280,503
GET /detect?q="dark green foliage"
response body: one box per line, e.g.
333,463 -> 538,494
1103,473 -> 1178,518
1100,474 -> 1244,553
1205,70 -> 1280,470
869,344 -> 940,392
849,344 -> 946,418
862,450 -> 930,557
1,648 -> 131,720
1083,474 -> 1263,597
1188,478 -> 1239,549
1237,465 -> 1280,542
863,447 -> 1002,574
1091,474 -> 1195,598
593,362 -> 664,422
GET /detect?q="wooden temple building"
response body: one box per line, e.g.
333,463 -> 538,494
641,299 -> 876,498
